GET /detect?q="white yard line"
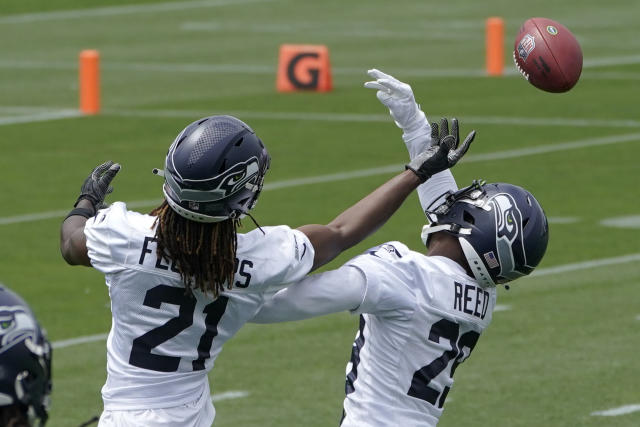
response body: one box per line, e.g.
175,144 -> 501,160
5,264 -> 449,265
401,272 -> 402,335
106,108 -> 640,128
584,54 -> 640,68
0,0 -> 272,24
530,253 -> 640,278
52,333 -> 109,349
211,390 -> 250,402
591,404 -> 640,416
0,54 -> 639,78
1,131 -> 639,225
600,215 -> 640,229
4,106 -> 640,129
493,305 -> 511,312
0,109 -> 82,126
48,252 -> 640,350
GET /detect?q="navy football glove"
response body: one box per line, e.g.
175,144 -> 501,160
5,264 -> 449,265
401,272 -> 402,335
75,161 -> 121,212
406,118 -> 475,182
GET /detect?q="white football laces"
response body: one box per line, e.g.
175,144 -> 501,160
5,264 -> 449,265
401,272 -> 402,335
513,51 -> 530,81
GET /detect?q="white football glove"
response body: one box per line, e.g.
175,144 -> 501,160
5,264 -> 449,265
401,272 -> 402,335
364,69 -> 431,158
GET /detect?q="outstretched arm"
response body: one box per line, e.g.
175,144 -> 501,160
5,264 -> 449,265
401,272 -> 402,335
60,161 -> 120,266
251,265 -> 366,323
364,69 -> 468,209
299,125 -> 475,271
298,170 -> 420,271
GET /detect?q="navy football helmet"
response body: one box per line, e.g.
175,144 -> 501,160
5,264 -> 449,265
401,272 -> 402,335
154,115 -> 271,222
0,285 -> 52,426
421,180 -> 549,287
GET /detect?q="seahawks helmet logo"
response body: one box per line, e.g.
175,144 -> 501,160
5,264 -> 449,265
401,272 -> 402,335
217,158 -> 260,197
0,306 -> 37,355
490,194 -> 527,281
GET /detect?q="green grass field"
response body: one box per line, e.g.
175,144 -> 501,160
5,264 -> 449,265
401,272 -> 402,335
1,0 -> 639,425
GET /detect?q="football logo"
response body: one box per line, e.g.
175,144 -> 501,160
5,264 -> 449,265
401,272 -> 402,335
0,306 -> 37,355
546,26 -> 558,35
217,157 -> 260,196
490,194 -> 527,281
369,244 -> 402,260
517,34 -> 536,61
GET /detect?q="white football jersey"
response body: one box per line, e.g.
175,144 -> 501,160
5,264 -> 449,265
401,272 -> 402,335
84,202 -> 314,411
340,242 -> 497,427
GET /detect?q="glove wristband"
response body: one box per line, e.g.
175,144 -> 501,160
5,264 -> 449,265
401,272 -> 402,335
74,194 -> 100,209
404,164 -> 429,183
64,207 -> 96,221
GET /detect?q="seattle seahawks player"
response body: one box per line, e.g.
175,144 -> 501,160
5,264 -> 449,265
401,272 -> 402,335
250,71 -> 549,426
59,111 -> 475,426
0,284 -> 52,427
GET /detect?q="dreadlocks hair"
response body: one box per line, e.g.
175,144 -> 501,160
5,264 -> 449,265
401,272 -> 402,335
150,201 -> 240,297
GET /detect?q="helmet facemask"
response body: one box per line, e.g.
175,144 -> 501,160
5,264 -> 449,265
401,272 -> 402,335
421,180 -> 548,288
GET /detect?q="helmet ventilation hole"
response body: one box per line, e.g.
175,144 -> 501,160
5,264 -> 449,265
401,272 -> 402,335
235,137 -> 244,147
523,217 -> 530,229
463,210 -> 475,225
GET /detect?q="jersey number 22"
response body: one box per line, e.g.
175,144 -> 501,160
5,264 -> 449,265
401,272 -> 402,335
408,318 -> 479,408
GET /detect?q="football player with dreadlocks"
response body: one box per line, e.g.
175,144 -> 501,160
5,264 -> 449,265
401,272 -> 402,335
60,107 -> 476,425
250,70 -> 549,426
0,284 -> 52,427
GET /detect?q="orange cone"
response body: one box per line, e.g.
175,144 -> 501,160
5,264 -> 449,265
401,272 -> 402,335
276,44 -> 332,92
79,49 -> 100,114
486,17 -> 504,76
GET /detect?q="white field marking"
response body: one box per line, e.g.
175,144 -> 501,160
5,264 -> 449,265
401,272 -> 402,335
211,390 -> 250,402
52,333 -> 109,349
591,404 -> 640,417
0,58 -> 492,78
47,252 -> 640,350
105,108 -> 640,129
0,109 -> 82,126
4,104 -> 640,130
181,21 -> 477,41
530,253 -> 640,278
2,131 -> 640,226
584,54 -> 640,68
636,315 -> 640,321
0,0 -> 272,24
1,53 -> 639,79
600,215 -> 640,229
547,217 -> 580,224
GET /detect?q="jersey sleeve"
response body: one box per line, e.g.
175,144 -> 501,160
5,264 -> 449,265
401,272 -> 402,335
346,250 -> 416,320
417,170 -> 458,213
249,265 -> 366,323
239,226 -> 315,288
84,202 -> 131,275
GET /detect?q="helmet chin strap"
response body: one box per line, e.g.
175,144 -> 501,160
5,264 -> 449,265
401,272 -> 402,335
458,238 -> 496,288
420,223 -> 471,246
421,224 -> 495,288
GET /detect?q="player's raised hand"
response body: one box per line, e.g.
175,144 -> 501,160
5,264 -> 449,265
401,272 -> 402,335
406,118 -> 476,182
364,69 -> 427,134
75,161 -> 121,212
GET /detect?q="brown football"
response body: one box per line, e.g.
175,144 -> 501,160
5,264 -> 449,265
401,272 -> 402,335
513,18 -> 583,93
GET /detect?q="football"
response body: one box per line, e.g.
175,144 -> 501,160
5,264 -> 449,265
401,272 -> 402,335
513,18 -> 583,93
